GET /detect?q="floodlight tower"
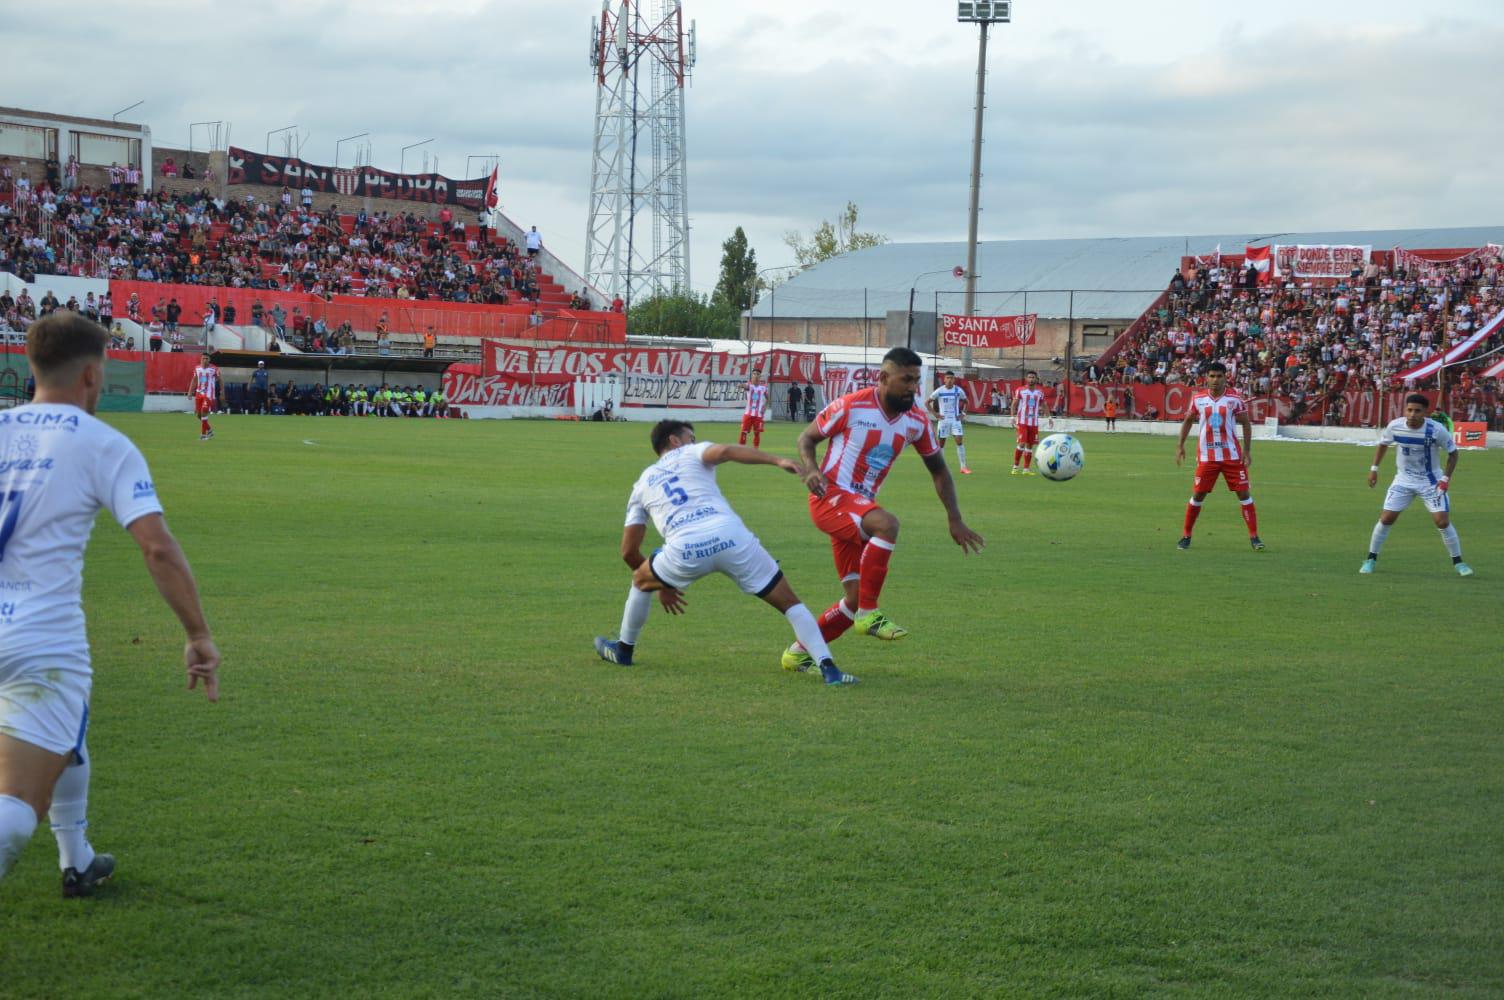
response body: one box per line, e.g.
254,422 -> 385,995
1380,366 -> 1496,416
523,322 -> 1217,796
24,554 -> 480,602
956,1 -> 1010,369
586,1 -> 696,309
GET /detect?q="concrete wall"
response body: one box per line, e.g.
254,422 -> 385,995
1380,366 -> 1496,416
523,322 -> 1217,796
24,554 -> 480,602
741,314 -> 1133,367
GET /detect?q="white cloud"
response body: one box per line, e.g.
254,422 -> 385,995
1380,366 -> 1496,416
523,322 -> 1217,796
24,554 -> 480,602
2,1 -> 1500,292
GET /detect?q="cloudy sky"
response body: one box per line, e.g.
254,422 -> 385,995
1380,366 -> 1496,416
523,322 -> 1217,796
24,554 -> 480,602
5,0 -> 1501,293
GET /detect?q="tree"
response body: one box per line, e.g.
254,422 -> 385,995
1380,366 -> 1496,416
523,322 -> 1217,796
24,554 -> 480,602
712,227 -> 758,311
784,201 -> 888,268
626,290 -> 741,340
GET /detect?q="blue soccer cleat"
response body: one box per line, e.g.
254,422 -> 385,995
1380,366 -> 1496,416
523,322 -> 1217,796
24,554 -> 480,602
1359,558 -> 1376,574
1455,561 -> 1474,577
593,635 -> 633,666
819,659 -> 858,686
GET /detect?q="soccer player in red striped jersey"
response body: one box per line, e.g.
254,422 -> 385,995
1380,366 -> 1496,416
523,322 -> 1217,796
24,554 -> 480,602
739,369 -> 768,448
1174,361 -> 1264,551
1011,371 -> 1046,474
189,354 -> 220,441
781,347 -> 985,671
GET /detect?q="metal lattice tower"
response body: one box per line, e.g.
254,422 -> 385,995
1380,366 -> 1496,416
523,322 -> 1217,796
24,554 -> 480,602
586,0 -> 695,307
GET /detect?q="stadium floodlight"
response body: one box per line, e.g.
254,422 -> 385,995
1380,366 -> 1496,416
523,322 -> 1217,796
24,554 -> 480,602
956,1 -> 1011,368
907,268 -> 961,352
400,139 -> 434,175
266,125 -> 297,157
957,1 -> 1010,23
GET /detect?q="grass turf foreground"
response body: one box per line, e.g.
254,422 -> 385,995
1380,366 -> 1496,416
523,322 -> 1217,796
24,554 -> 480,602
1,414 -> 1500,998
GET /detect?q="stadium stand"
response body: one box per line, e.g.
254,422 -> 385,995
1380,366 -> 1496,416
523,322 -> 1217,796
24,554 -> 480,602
0,174 -> 621,356
1091,246 -> 1503,427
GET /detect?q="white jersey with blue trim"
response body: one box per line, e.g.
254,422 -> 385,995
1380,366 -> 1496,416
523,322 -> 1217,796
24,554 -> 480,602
624,441 -> 747,544
931,385 -> 965,420
0,404 -> 164,663
1380,417 -> 1455,484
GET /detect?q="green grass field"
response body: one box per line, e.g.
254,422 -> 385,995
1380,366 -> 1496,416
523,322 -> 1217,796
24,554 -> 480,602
2,414 -> 1501,997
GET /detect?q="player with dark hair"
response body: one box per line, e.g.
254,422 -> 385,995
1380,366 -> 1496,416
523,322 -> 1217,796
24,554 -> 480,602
739,369 -> 768,448
782,347 -> 984,672
1011,371 -> 1045,474
1360,393 -> 1472,576
1175,361 -> 1264,551
0,313 -> 220,895
928,371 -> 971,474
596,420 -> 858,685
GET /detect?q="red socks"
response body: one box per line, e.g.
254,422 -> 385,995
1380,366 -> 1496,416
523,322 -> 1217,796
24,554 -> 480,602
1240,499 -> 1259,537
818,600 -> 856,642
858,538 -> 895,612
200,418 -> 211,435
1022,449 -> 1033,469
1183,500 -> 1202,537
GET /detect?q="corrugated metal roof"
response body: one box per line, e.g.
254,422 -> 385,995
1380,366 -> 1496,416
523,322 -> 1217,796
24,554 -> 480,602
748,226 -> 1504,321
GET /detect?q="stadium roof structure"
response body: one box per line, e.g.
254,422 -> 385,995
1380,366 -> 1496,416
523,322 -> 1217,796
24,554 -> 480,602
748,226 -> 1504,322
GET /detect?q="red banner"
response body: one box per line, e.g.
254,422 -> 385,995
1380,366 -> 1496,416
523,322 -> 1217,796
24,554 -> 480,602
958,379 -> 1451,427
480,342 -> 822,382
443,367 -> 574,407
940,313 -> 1036,349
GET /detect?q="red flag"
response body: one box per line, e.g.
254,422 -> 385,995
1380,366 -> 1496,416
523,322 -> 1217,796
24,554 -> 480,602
1244,245 -> 1272,282
484,166 -> 499,210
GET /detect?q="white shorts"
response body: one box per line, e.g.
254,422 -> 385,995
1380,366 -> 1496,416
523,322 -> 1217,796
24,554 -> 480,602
0,655 -> 92,761
1384,479 -> 1450,515
936,418 -> 964,440
650,528 -> 782,597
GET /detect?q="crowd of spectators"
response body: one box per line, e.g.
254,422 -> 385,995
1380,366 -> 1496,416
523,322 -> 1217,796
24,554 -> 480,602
1088,248 -> 1503,425
0,168 -> 592,311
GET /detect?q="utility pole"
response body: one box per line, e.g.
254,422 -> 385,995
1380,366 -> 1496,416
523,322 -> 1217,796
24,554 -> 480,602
956,1 -> 1010,370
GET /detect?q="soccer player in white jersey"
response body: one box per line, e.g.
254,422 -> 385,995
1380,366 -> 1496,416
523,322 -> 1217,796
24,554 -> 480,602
739,369 -> 769,448
1011,371 -> 1045,474
781,347 -> 985,671
1360,393 -> 1472,576
1175,361 -> 1264,551
595,420 -> 858,685
190,353 -> 220,441
0,313 -> 220,896
927,371 -> 972,474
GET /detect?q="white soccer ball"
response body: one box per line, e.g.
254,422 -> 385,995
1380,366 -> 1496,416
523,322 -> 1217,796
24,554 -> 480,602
1034,433 -> 1084,481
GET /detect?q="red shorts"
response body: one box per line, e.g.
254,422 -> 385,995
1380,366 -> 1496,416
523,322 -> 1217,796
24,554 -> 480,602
1194,460 -> 1250,493
740,414 -> 764,435
1015,423 -> 1039,447
194,393 -> 213,417
808,486 -> 877,581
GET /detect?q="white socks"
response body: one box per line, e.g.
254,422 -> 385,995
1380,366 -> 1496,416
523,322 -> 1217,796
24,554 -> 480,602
1368,521 -> 1391,557
50,756 -> 94,872
620,585 -> 652,645
784,604 -> 833,665
957,445 -> 967,467
1439,524 -> 1462,559
0,793 -> 38,879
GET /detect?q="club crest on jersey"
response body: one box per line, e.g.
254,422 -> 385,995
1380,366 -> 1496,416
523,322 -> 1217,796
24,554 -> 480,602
864,443 -> 896,475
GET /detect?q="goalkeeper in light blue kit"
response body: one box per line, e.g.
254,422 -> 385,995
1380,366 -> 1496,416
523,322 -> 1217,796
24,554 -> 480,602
1360,393 -> 1472,577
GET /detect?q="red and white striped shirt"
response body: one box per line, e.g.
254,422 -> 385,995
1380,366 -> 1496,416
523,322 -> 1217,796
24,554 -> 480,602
814,388 -> 939,501
1193,391 -> 1246,463
1014,386 -> 1045,427
192,365 -> 220,399
744,382 -> 768,419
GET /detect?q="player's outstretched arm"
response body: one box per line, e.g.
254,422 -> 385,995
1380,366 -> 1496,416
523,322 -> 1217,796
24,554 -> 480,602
125,514 -> 220,702
921,451 -> 985,554
1175,412 -> 1196,465
699,443 -> 800,476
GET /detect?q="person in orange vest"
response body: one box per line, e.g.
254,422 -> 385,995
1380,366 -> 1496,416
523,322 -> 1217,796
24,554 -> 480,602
422,328 -> 436,358
1104,396 -> 1118,431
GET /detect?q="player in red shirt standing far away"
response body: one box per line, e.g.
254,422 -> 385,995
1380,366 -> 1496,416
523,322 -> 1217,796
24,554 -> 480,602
1175,361 -> 1264,551
739,369 -> 768,448
190,353 -> 220,441
1011,371 -> 1046,475
781,347 -> 985,672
